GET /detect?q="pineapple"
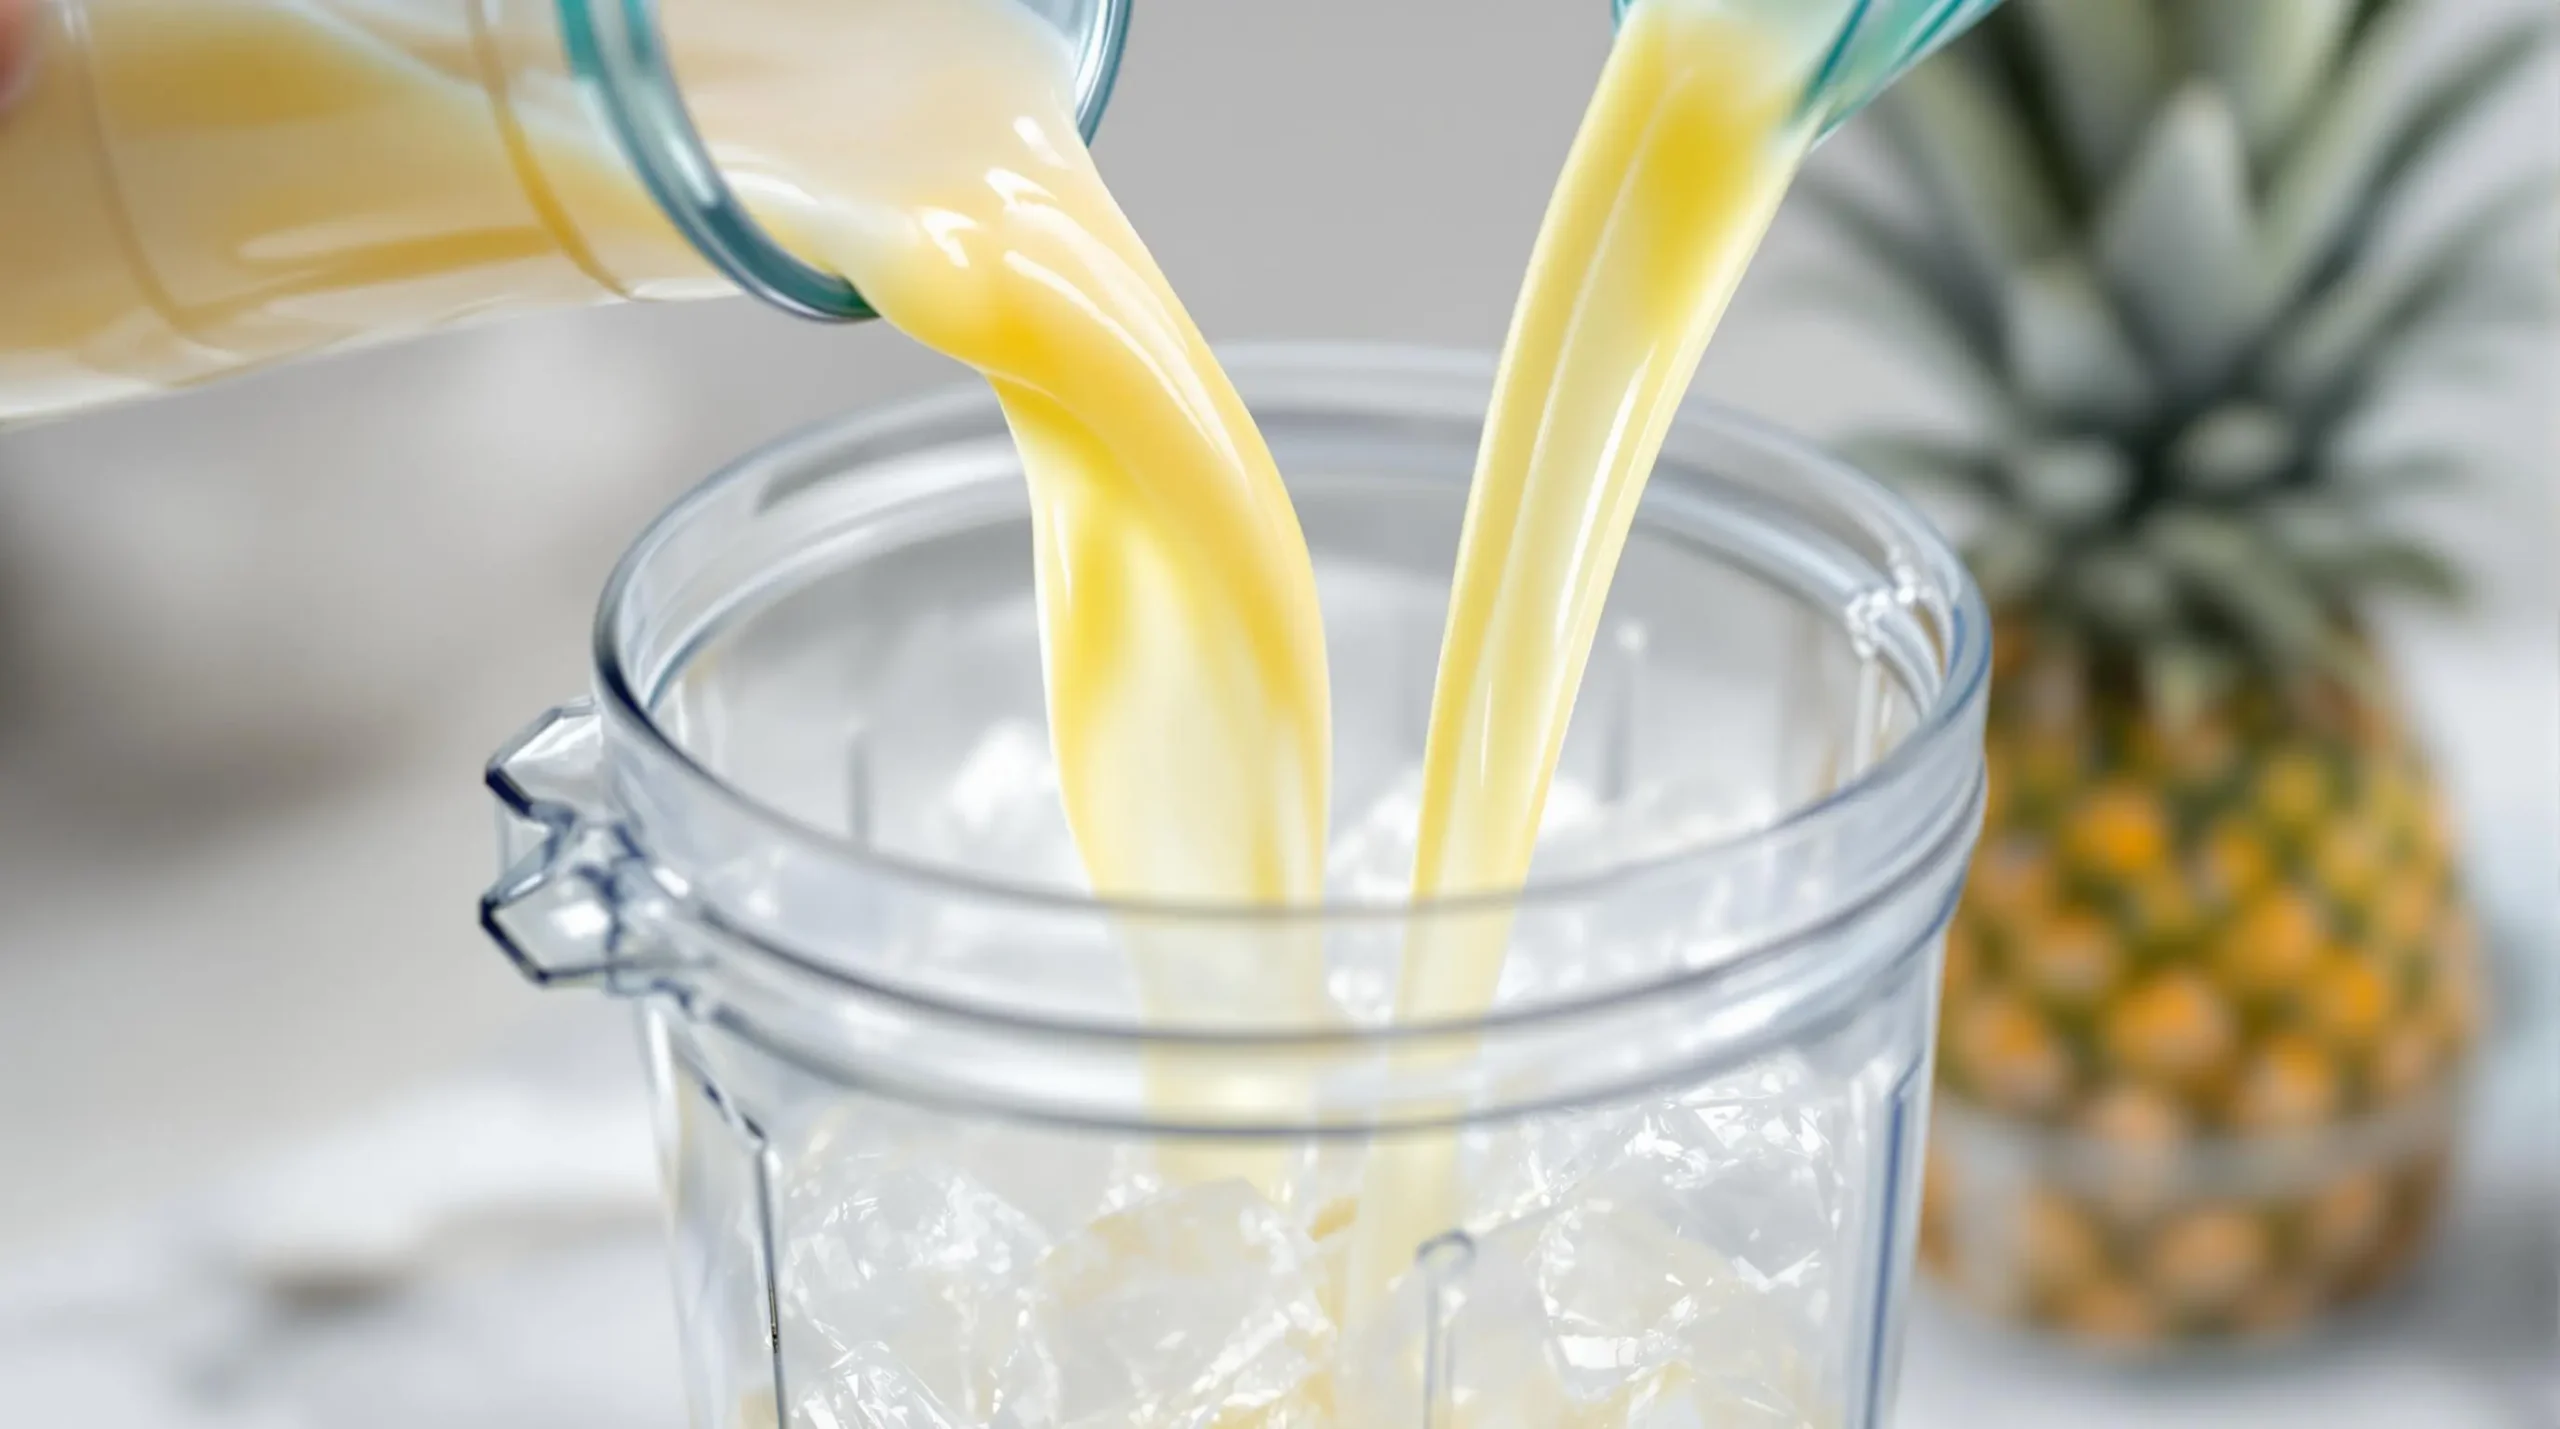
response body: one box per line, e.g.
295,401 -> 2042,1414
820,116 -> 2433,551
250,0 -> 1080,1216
1808,0 -> 2557,1348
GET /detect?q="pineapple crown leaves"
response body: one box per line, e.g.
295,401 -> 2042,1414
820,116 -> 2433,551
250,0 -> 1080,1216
1799,0 -> 2560,696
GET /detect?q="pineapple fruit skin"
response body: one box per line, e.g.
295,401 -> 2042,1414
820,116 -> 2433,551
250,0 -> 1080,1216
1796,0 -> 2556,1350
1919,620 -> 2477,1349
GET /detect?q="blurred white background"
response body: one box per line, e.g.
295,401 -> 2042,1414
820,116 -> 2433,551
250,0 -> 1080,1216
0,0 -> 2548,1422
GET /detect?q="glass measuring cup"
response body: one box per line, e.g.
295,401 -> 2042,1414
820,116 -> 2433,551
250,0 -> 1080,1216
481,344 -> 1991,1428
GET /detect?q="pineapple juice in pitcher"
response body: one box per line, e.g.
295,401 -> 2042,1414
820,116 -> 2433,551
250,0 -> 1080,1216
0,0 -> 1127,416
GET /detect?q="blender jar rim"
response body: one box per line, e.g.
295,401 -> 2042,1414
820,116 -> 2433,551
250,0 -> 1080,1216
483,343 -> 1988,1071
589,341 -> 1989,927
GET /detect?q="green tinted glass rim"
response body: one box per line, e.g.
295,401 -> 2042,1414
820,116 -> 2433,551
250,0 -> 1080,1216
1609,0 -> 1998,135
556,0 -> 1130,322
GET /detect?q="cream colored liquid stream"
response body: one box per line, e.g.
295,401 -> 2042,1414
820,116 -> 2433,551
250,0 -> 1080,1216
1344,0 -> 1825,1318
692,0 -> 1343,1184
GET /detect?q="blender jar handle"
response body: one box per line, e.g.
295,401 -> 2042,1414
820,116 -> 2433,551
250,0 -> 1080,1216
559,0 -> 1132,322
482,697 -> 686,991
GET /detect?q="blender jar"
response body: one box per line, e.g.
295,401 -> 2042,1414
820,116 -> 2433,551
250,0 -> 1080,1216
482,345 -> 1990,1428
0,0 -> 1127,418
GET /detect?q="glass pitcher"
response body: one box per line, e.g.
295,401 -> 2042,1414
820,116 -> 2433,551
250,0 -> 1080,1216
0,0 -> 1128,421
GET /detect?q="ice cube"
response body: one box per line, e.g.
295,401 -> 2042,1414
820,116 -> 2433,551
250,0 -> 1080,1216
1461,1063 -> 1845,1420
796,1339 -> 966,1429
1003,1179 -> 1334,1426
800,1096 -> 1167,1246
1325,766 -> 1423,904
1647,1068 -> 1850,1314
1524,775 -> 1763,883
1460,1101 -> 1650,1230
936,1122 -> 1164,1246
1324,769 -> 1745,905
1486,1166 -> 1734,1400
1500,1059 -> 1845,1314
1460,1052 -> 1820,1228
915,719 -> 1083,890
1485,1163 -> 1824,1413
778,1146 -> 1049,1417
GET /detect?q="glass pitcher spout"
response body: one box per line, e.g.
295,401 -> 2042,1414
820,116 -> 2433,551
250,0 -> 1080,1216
563,0 -> 1129,322
1612,0 -> 2004,137
0,0 -> 1133,419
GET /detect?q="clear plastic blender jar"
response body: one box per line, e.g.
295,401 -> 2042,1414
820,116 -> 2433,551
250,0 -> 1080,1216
482,346 -> 1992,1428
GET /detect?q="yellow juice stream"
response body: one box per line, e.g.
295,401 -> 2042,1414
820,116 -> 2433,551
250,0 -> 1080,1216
675,0 -> 1345,1171
1345,0 -> 1822,1317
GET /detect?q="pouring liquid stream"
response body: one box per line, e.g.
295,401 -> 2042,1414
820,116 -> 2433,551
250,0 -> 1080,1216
716,0 -> 1343,1183
1345,0 -> 1829,1315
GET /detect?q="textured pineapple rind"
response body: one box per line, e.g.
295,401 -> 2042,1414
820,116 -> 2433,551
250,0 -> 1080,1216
1927,620 -> 2479,1347
1825,0 -> 2535,1347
